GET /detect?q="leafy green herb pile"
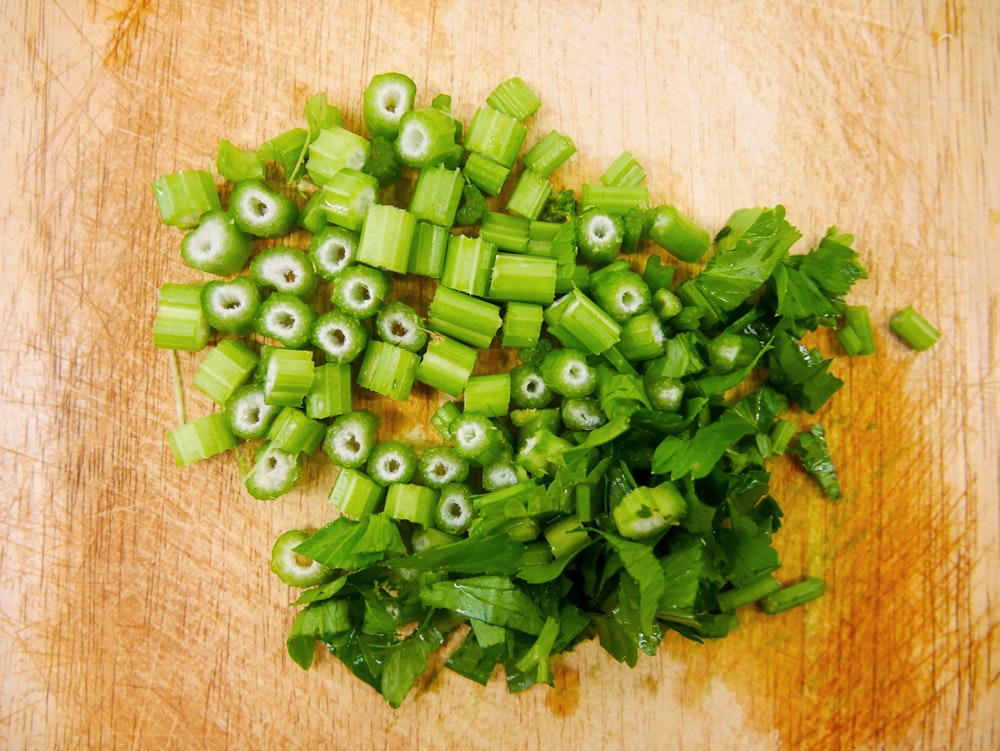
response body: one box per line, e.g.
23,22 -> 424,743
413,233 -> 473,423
151,74 -> 870,707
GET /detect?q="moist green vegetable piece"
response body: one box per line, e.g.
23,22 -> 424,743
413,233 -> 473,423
152,72 -> 873,707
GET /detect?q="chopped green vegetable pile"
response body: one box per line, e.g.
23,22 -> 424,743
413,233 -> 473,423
151,73 -> 872,707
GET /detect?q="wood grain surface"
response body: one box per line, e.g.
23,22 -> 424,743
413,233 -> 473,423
2,1 -> 997,749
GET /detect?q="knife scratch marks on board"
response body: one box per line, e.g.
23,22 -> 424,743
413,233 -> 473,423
102,0 -> 152,70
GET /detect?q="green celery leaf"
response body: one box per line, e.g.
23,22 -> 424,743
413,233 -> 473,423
651,409 -> 757,480
646,332 -> 705,380
419,576 -> 546,635
797,227 -> 868,298
790,423 -> 842,500
290,574 -> 349,606
388,532 -> 526,575
766,331 -> 843,413
657,540 -> 707,612
691,205 -> 802,313
771,263 -> 838,324
379,620 -> 448,708
599,532 -> 667,635
714,507 -> 781,587
729,385 -> 789,434
286,598 -> 352,670
446,631 -> 507,685
293,513 -> 406,571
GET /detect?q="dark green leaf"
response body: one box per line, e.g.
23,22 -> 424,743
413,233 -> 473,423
293,513 -> 406,571
790,424 -> 842,500
691,205 -> 802,313
766,331 -> 843,413
419,576 -> 547,635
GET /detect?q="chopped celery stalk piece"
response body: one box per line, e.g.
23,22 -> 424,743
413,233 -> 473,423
307,126 -> 372,186
543,287 -> 621,354
617,310 -> 666,362
308,226 -> 358,280
151,169 -> 221,228
580,184 -> 649,216
487,253 -> 557,305
180,210 -> 252,276
543,515 -> 590,559
611,481 -> 687,539
509,364 -> 553,409
652,287 -> 683,321
440,234 -> 497,297
577,208 -> 625,267
322,410 -> 379,469
254,292 -> 316,349
481,458 -> 528,491
229,179 -> 299,238
166,412 -> 236,466
267,406 -> 326,456
357,341 -> 420,400
561,397 -> 607,431
153,283 -> 210,351
890,306 -> 940,351
761,577 -> 825,614
448,412 -> 505,466
329,264 -> 392,319
648,204 -> 710,263
506,169 -> 552,220
522,130 -> 576,178
270,530 -> 335,588
416,334 -> 478,397
264,348 -> 315,407
480,211 -> 531,252
384,483 -> 437,527
501,302 -> 544,349
367,440 -> 418,485
409,165 -> 464,227
217,138 -> 266,183
394,107 -> 458,168
600,151 -> 646,188
328,467 -> 384,519
310,310 -> 369,363
462,153 -> 511,197
428,285 -> 502,349
259,127 -> 308,179
225,383 -> 280,440
407,221 -> 449,278
357,203 -> 416,273
193,338 -> 259,405
363,72 -> 417,139
464,106 -> 528,167
717,574 -> 782,613
318,168 -> 380,231
486,76 -> 541,120
540,348 -> 597,398
706,333 -> 760,372
375,300 -> 429,353
305,362 -> 352,420
201,277 -> 261,336
434,483 -> 475,534
245,443 -> 302,500
837,304 -> 876,356
298,190 -> 329,235
418,446 -> 470,489
250,245 -> 318,297
430,401 -> 462,441
464,373 -> 511,417
590,268 -> 652,323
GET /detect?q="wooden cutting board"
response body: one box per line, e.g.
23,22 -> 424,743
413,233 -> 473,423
2,1 -> 997,748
